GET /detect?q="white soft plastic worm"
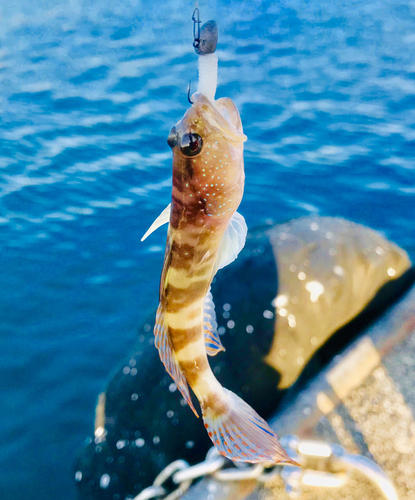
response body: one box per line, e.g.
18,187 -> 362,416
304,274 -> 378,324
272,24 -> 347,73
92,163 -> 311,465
197,52 -> 218,104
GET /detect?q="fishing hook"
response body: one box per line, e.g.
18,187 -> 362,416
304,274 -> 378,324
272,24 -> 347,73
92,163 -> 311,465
192,8 -> 201,49
187,80 -> 193,104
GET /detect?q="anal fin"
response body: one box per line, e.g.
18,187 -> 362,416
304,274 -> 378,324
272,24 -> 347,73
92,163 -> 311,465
154,304 -> 199,417
202,388 -> 298,465
204,289 -> 225,356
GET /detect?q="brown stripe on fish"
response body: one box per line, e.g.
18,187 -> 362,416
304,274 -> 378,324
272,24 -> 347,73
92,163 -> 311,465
164,300 -> 203,330
170,206 -> 201,229
169,241 -> 200,267
164,284 -> 209,313
170,240 -> 204,262
171,194 -> 185,208
169,325 -> 202,350
170,234 -> 215,254
201,392 -> 228,414
169,252 -> 216,276
169,197 -> 214,230
171,185 -> 209,218
179,355 -> 210,387
183,158 -> 194,180
173,158 -> 194,184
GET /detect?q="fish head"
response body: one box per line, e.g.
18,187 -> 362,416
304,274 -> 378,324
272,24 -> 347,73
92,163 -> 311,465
167,93 -> 247,225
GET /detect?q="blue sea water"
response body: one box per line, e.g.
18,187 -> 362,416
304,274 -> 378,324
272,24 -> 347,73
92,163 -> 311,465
0,0 -> 414,498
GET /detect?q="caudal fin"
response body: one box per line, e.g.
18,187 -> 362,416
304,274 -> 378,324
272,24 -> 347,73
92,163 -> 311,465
202,388 -> 299,465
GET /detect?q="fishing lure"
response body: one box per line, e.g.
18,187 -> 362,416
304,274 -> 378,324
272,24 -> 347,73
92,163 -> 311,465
142,17 -> 296,465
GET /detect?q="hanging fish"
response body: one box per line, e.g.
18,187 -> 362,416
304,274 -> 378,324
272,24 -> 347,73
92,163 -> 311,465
142,19 -> 296,465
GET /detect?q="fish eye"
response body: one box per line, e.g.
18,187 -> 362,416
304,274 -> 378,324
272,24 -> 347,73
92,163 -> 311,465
180,133 -> 203,157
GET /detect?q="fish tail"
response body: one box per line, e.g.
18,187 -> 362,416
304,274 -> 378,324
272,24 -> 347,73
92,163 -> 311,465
201,388 -> 299,465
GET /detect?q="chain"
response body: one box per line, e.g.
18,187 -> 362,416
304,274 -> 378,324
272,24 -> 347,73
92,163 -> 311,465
133,435 -> 398,500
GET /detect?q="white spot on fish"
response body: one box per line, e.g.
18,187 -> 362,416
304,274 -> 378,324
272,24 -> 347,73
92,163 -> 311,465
129,359 -> 136,367
263,310 -> 274,319
186,440 -> 195,449
288,314 -> 296,328
227,320 -> 235,329
123,366 -> 130,375
246,325 -> 254,334
130,368 -> 138,376
387,268 -> 396,277
153,436 -> 160,445
278,308 -> 287,317
135,438 -> 145,447
169,383 -> 177,393
116,440 -> 127,449
167,410 -> 174,418
131,393 -> 138,401
310,222 -> 319,231
75,471 -> 82,482
298,272 -> 306,280
223,303 -> 231,311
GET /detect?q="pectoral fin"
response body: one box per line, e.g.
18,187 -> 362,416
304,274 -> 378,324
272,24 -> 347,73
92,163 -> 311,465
204,289 -> 224,356
154,304 -> 199,417
215,211 -> 247,272
141,204 -> 171,241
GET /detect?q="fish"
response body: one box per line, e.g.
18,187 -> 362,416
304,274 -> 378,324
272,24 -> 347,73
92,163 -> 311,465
142,92 -> 296,465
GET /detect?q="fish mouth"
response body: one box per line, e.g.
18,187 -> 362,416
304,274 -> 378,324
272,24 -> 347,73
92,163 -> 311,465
190,92 -> 247,144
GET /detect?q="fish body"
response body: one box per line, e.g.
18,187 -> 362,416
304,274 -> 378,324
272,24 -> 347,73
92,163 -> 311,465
160,94 -> 245,410
144,93 -> 295,465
